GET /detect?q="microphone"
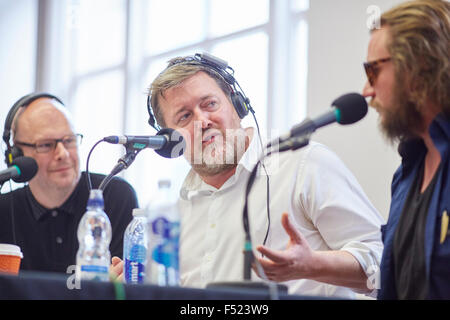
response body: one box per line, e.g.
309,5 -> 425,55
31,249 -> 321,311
103,128 -> 186,159
103,135 -> 166,149
268,93 -> 368,151
0,156 -> 38,184
98,128 -> 186,191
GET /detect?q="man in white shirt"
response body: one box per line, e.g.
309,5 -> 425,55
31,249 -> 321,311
111,53 -> 384,298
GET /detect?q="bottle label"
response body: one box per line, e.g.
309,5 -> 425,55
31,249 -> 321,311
125,244 -> 147,284
151,217 -> 170,237
125,259 -> 145,284
79,265 -> 109,282
151,220 -> 180,269
147,217 -> 180,286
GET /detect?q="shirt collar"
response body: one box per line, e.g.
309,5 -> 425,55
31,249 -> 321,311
26,187 -> 49,221
26,173 -> 85,221
429,113 -> 450,159
180,127 -> 263,200
398,113 -> 450,162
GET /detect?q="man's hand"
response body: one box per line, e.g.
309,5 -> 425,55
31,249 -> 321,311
109,256 -> 124,282
254,212 -> 369,290
254,212 -> 315,282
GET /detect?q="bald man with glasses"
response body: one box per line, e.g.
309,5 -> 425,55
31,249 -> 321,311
0,94 -> 138,274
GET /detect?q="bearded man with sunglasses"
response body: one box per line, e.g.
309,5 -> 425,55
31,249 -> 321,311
362,0 -> 449,299
0,94 -> 138,274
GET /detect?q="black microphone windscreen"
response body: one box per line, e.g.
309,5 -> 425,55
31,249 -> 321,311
332,93 -> 368,125
11,156 -> 38,182
155,128 -> 186,159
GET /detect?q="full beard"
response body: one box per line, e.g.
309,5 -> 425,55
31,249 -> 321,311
188,128 -> 249,177
371,83 -> 425,143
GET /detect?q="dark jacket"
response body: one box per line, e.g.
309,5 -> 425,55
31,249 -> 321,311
379,114 -> 450,299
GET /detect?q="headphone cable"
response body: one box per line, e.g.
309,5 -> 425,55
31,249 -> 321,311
232,75 -> 272,246
249,108 -> 271,246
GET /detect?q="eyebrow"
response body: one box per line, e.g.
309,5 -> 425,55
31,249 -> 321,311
173,95 -> 218,117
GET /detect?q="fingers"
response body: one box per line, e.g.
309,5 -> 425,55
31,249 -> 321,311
256,253 -> 289,270
111,256 -> 122,267
256,245 -> 286,263
116,273 -> 124,283
252,214 -> 301,282
281,212 -> 304,244
253,257 -> 289,282
255,213 -> 299,264
109,256 -> 124,282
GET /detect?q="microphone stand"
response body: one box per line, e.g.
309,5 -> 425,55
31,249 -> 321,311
207,155 -> 287,299
2,179 -> 18,245
98,144 -> 142,191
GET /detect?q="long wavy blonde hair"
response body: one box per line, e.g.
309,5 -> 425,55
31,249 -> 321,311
378,0 -> 450,117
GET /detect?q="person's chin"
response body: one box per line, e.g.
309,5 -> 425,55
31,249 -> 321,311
192,162 -> 236,177
51,170 -> 80,187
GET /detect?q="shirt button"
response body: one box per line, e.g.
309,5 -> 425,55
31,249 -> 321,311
51,210 -> 58,217
56,237 -> 63,244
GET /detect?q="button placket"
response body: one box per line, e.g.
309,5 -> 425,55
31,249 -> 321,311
201,193 -> 219,282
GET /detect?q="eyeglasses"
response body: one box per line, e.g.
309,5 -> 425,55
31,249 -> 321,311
15,134 -> 83,153
363,57 -> 391,86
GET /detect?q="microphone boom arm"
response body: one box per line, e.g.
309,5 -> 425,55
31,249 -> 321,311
98,145 -> 142,191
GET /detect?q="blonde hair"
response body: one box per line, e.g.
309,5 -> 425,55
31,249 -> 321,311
375,0 -> 450,116
148,57 -> 232,128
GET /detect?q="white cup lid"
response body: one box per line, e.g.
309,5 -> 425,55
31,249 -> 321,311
0,244 -> 23,258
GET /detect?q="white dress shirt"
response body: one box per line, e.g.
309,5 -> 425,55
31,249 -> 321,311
178,129 -> 384,298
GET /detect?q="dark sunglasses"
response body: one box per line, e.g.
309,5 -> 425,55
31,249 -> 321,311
363,57 -> 391,86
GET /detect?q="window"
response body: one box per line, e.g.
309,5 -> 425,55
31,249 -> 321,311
43,0 -> 309,207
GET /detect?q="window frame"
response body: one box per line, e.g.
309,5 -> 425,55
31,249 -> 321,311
36,0 -> 309,207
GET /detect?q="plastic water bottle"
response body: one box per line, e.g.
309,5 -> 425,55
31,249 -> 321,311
76,189 -> 111,282
146,179 -> 180,286
123,208 -> 148,284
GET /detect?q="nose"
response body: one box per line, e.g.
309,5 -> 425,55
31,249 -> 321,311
362,80 -> 375,98
194,109 -> 212,129
53,141 -> 70,160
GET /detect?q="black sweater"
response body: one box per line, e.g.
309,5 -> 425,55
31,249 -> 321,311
0,172 -> 138,274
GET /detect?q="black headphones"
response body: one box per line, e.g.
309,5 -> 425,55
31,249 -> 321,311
147,52 -> 253,131
147,53 -> 272,249
2,92 -> 64,166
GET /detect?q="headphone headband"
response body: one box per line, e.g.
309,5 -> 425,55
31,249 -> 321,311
3,92 -> 64,166
147,53 -> 251,131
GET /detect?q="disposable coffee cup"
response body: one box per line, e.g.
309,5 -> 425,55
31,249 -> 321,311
0,244 -> 23,275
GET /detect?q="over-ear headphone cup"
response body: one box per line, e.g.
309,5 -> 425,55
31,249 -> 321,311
231,92 -> 249,119
147,96 -> 160,131
147,54 -> 252,127
11,146 -> 23,160
4,146 -> 23,166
